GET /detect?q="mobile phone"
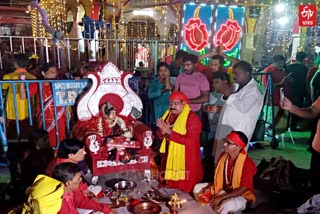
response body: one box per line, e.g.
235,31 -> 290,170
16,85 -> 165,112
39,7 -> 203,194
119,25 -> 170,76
280,87 -> 285,105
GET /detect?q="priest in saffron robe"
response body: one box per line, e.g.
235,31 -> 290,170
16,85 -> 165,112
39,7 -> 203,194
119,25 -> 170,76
193,131 -> 257,214
156,91 -> 203,192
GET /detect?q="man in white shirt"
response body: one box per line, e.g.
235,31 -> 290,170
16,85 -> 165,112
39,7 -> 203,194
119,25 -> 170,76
212,61 -> 264,165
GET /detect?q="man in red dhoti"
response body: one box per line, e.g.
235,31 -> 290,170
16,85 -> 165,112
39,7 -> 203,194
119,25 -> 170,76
20,64 -> 66,147
157,91 -> 203,192
193,131 -> 257,214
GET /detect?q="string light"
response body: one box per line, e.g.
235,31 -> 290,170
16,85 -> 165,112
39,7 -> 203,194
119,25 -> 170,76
31,9 -> 37,37
313,25 -> 317,48
112,1 -> 115,38
174,4 -> 179,34
31,0 -> 66,39
154,19 -> 158,38
131,21 -> 134,39
28,0 -> 318,57
139,21 -> 142,39
164,5 -> 167,41
145,16 -> 147,39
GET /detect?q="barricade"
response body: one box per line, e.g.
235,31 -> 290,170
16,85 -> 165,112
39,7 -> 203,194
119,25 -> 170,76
0,71 -> 275,147
0,36 -> 176,73
0,76 -> 156,147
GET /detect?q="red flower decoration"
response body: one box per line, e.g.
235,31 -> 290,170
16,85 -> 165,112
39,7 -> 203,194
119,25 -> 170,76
184,18 -> 209,52
215,20 -> 241,51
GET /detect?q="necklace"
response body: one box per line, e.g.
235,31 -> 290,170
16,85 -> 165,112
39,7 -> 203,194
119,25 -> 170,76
224,156 -> 234,186
108,118 -> 117,128
97,118 -> 104,137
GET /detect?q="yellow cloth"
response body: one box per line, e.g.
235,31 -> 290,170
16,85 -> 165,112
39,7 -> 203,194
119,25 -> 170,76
22,174 -> 64,214
211,153 -> 256,202
2,69 -> 36,120
226,67 -> 234,84
159,104 -> 190,181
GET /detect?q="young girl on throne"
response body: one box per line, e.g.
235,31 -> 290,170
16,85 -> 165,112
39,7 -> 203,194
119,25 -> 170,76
99,102 -> 133,140
73,102 -> 132,140
72,101 -> 137,163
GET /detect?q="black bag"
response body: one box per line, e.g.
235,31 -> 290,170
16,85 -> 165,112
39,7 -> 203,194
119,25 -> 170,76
251,119 -> 266,142
256,157 -> 309,192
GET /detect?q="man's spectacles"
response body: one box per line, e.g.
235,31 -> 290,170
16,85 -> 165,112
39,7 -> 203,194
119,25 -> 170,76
224,139 -> 237,146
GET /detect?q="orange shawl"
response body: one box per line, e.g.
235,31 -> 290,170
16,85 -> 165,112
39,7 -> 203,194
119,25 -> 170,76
211,152 -> 256,202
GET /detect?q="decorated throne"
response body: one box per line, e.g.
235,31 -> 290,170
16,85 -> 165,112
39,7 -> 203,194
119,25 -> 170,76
72,62 -> 153,176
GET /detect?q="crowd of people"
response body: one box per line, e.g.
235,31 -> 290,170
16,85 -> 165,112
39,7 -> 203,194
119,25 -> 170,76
148,47 -> 320,213
17,139 -> 114,214
1,45 -> 320,213
149,47 -> 264,213
1,54 -> 94,144
0,54 -> 121,213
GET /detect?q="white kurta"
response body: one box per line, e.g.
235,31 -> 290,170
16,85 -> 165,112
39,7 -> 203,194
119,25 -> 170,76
212,78 -> 264,164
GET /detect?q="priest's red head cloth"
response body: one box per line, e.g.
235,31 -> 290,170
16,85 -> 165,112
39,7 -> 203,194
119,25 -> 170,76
170,91 -> 189,104
226,131 -> 247,154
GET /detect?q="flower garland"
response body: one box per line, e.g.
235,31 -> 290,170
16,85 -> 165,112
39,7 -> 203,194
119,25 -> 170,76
97,117 -> 104,137
108,117 -> 132,139
224,156 -> 234,186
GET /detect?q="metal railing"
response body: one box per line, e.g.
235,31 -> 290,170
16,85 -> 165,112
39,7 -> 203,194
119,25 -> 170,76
0,76 -> 156,146
0,79 -> 89,146
0,36 -> 177,73
0,71 -> 275,148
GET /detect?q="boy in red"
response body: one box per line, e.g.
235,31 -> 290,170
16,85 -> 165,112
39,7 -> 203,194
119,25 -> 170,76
52,162 -> 114,214
45,139 -> 93,197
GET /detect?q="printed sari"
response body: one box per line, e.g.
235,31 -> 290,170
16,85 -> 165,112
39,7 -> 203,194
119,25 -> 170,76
30,83 -> 66,147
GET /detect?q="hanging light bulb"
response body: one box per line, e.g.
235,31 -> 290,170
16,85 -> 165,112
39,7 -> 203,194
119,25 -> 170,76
275,3 -> 285,13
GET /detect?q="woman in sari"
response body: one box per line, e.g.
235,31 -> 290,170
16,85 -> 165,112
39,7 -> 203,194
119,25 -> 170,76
20,64 -> 66,147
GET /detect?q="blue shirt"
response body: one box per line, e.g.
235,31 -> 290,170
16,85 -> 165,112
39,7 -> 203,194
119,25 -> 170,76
147,79 -> 170,120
